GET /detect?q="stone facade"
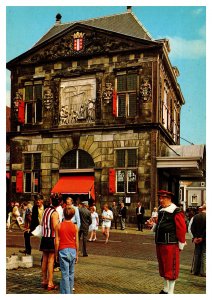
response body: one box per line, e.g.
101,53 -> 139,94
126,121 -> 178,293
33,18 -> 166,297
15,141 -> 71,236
7,12 -> 184,219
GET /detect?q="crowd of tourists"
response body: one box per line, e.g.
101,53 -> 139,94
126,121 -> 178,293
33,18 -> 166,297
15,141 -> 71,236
6,191 -> 206,294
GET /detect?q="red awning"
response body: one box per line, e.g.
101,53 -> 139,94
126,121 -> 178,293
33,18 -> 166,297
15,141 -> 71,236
51,176 -> 95,199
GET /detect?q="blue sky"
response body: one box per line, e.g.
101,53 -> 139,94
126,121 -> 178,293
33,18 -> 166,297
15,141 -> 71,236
6,5 -> 206,145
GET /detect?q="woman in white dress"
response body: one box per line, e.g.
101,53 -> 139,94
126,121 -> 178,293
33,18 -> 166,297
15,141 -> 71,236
88,206 -> 99,242
101,204 -> 113,244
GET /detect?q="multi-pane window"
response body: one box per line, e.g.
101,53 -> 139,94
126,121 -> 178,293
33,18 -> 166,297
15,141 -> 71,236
25,83 -> 43,124
162,85 -> 168,128
60,149 -> 95,169
116,73 -> 137,117
116,149 -> 137,193
173,106 -> 178,142
24,153 -> 41,193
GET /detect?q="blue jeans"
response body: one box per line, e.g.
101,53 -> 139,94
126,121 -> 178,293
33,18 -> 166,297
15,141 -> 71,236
59,248 -> 76,294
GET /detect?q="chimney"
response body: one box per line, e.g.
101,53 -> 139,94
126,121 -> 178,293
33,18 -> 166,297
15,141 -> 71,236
55,13 -> 62,25
127,6 -> 132,13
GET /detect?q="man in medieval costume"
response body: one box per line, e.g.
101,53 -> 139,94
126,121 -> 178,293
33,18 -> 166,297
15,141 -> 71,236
154,190 -> 187,294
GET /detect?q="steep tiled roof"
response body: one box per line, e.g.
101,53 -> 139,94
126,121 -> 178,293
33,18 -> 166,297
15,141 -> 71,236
33,11 -> 152,48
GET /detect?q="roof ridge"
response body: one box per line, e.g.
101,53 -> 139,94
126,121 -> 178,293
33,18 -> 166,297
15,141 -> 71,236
82,11 -> 131,23
46,11 -> 130,28
130,11 -> 153,40
32,10 -> 153,49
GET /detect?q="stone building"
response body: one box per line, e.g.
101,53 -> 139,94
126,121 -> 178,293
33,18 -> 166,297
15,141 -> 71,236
6,7 -> 205,218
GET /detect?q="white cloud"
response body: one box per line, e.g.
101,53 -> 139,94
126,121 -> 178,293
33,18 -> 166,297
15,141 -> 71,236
192,8 -> 204,16
168,36 -> 206,60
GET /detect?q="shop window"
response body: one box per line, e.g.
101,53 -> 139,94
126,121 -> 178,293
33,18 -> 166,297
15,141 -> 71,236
24,153 -> 41,193
24,83 -> 43,124
113,73 -> 137,117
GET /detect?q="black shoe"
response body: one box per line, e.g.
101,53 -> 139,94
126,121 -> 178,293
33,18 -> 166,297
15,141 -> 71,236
19,250 -> 26,254
159,290 -> 168,294
83,254 -> 88,257
19,250 -> 31,255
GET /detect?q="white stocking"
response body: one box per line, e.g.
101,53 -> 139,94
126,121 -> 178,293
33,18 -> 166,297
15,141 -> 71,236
168,280 -> 176,294
163,279 -> 169,293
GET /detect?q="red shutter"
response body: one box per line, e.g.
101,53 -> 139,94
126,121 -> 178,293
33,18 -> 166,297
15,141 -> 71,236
112,90 -> 117,116
18,100 -> 25,124
16,171 -> 23,193
109,168 -> 116,194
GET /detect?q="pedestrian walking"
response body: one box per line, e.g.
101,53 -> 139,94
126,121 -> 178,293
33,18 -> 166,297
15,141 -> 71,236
111,201 -> 118,229
190,204 -> 206,277
19,195 -> 45,255
118,202 -> 127,230
154,190 -> 187,294
55,206 -> 79,294
136,202 -> 145,231
78,201 -> 92,257
8,202 -> 25,231
39,195 -> 60,291
102,204 -> 113,244
6,201 -> 15,229
88,206 -> 99,241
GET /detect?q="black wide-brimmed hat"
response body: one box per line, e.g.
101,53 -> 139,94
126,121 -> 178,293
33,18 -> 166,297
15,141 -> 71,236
157,190 -> 174,198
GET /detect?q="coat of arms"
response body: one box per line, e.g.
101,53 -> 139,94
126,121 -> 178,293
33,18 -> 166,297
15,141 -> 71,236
73,32 -> 85,51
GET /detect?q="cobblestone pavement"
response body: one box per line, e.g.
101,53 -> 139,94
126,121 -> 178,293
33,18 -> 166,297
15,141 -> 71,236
6,228 -> 206,294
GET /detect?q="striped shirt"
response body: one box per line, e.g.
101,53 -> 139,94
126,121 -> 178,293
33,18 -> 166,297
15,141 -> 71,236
42,207 -> 56,237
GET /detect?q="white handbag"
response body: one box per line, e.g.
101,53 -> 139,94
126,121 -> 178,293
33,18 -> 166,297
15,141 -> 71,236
31,224 -> 43,238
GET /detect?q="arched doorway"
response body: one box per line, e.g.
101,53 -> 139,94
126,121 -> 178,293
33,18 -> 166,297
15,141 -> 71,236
52,149 -> 95,205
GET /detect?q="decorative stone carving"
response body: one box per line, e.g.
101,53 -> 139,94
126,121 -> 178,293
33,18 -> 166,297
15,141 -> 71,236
13,91 -> 23,118
95,77 -> 102,121
43,88 -> 53,110
23,31 -> 139,64
59,77 -> 96,125
102,82 -> 113,105
51,79 -> 60,126
140,78 -> 152,102
59,105 -> 69,125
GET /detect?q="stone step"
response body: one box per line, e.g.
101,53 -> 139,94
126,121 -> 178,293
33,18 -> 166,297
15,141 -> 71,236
6,254 -> 33,269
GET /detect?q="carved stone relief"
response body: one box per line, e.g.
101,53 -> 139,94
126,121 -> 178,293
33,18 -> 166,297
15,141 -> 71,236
102,82 -> 113,105
95,77 -> 102,121
13,91 -> 23,118
140,78 -> 152,102
43,88 -> 53,111
23,30 -> 139,64
59,77 -> 96,125
51,79 -> 60,126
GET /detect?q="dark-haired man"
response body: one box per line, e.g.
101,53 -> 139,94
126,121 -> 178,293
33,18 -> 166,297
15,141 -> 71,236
19,195 -> 45,255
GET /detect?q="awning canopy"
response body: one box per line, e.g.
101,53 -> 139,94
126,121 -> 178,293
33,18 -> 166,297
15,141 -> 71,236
156,145 -> 206,180
51,176 -> 95,199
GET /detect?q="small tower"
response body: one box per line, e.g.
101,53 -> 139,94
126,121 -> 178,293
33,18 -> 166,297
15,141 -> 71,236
127,6 -> 132,13
55,13 -> 62,25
